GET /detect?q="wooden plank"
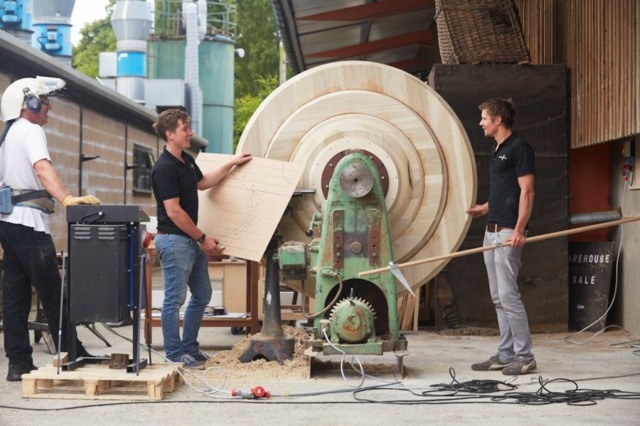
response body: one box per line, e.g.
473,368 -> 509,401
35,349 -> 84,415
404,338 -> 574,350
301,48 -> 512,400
219,260 -> 248,313
21,363 -> 180,401
412,284 -> 422,331
196,154 -> 305,263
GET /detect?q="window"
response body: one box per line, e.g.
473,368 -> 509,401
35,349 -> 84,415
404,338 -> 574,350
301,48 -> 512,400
132,144 -> 155,194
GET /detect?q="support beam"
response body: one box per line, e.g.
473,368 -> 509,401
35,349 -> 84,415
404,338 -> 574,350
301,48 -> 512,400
307,29 -> 433,59
299,0 -> 435,22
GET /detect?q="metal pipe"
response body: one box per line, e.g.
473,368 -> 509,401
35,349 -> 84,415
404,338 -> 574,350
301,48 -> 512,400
260,236 -> 284,337
184,0 -> 203,136
111,0 -> 152,102
78,103 -> 83,195
239,235 -> 294,363
569,209 -> 622,226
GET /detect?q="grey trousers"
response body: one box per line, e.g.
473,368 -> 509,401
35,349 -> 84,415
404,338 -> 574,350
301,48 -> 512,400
483,229 -> 534,362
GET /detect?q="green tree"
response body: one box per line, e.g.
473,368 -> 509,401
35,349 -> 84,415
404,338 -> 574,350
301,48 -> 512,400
71,1 -> 117,77
71,0 -> 280,90
231,0 -> 281,146
234,0 -> 280,98
233,74 -> 278,147
70,0 -> 281,148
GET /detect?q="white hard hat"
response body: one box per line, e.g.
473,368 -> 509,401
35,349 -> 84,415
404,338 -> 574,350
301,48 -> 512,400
1,76 -> 66,122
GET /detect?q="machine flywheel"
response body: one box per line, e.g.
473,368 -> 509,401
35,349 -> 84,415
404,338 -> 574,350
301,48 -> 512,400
237,61 -> 477,295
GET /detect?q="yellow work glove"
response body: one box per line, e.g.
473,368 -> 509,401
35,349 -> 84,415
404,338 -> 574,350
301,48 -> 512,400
62,194 -> 101,206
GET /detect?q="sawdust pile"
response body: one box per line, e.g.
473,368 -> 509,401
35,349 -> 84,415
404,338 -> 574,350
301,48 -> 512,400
194,326 -> 400,386
203,326 -> 311,380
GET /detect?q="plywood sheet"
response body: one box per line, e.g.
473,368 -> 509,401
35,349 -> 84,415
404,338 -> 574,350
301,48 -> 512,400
196,154 -> 304,262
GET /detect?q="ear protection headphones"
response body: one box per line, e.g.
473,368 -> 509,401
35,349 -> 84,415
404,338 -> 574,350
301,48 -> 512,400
23,88 -> 41,113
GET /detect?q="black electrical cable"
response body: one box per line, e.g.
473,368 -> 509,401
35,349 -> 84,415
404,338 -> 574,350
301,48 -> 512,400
494,377 -> 640,406
353,368 -> 518,404
422,367 -> 518,395
352,369 -> 640,406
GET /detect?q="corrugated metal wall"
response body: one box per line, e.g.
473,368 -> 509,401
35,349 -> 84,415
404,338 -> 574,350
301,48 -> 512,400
515,0 -> 640,149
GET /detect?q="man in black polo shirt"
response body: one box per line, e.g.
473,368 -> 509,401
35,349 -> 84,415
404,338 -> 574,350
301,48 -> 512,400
151,109 -> 251,369
466,97 -> 536,376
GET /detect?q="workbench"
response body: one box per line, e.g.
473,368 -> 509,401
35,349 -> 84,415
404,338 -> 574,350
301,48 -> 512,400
142,250 -> 261,346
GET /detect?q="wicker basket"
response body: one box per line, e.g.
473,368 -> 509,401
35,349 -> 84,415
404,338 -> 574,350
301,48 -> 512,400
435,0 -> 530,64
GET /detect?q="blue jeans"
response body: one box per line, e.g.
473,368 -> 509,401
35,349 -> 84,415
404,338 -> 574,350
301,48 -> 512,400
483,228 -> 534,362
154,234 -> 212,361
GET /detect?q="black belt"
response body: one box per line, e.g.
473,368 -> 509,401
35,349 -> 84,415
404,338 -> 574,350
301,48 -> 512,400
487,223 -> 510,232
12,189 -> 51,203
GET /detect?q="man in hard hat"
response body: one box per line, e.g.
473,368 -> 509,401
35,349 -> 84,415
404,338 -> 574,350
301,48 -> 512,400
0,76 -> 100,381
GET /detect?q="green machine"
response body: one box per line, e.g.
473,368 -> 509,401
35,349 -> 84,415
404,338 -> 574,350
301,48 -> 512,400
279,151 -> 407,359
241,61 -> 477,371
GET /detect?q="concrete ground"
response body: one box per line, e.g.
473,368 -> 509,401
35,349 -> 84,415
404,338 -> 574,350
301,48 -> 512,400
0,320 -> 639,425
1,265 -> 639,424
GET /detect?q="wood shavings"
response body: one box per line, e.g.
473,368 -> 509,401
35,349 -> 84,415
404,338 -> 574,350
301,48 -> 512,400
202,326 -> 311,382
196,326 -> 400,389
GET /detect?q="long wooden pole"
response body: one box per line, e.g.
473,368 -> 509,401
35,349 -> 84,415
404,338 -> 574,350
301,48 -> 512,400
358,216 -> 640,277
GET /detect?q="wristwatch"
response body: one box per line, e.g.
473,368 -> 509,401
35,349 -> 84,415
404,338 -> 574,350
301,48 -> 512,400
197,233 -> 206,244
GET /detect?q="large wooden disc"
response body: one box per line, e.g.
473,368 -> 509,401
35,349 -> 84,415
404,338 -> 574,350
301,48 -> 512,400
238,61 -> 476,296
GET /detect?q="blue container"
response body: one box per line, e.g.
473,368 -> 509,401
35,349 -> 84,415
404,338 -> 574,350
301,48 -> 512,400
117,51 -> 147,77
31,24 -> 72,57
0,0 -> 33,28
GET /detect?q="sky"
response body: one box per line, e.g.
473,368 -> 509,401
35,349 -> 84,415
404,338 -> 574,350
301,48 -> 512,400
70,0 -> 110,46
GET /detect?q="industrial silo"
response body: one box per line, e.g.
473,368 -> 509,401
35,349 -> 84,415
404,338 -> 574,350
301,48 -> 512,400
111,0 -> 153,102
147,0 -> 236,154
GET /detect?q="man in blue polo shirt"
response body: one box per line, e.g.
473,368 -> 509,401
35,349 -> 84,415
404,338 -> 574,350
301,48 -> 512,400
466,97 -> 536,375
151,109 -> 251,369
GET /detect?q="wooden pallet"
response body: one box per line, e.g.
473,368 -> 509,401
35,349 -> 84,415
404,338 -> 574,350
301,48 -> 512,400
21,363 -> 180,401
